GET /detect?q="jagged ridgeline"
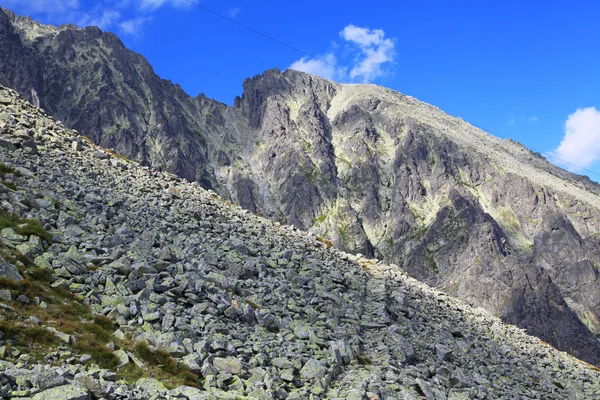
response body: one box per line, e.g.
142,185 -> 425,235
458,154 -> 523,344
2,5 -> 600,375
0,84 -> 600,398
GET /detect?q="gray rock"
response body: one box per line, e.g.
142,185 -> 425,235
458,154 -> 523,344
0,289 -> 11,301
436,344 -> 453,362
32,383 -> 90,400
134,378 -> 167,393
299,359 -> 326,380
213,357 -> 242,375
0,256 -> 22,281
114,349 -> 129,367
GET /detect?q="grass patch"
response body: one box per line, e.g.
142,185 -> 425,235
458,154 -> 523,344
0,209 -> 52,244
356,354 -> 373,365
424,253 -> 439,275
245,298 -> 261,311
0,264 -> 117,368
116,342 -> 201,389
0,322 -> 60,347
315,235 -> 334,248
0,210 -> 198,388
313,214 -> 326,224
74,332 -> 119,369
94,314 -> 116,331
0,162 -> 16,190
105,149 -> 131,163
2,181 -> 16,190
15,219 -> 52,243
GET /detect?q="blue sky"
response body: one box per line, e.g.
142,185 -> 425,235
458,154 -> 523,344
4,0 -> 600,180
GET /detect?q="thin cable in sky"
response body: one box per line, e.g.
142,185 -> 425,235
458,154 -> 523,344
182,0 -> 370,84
184,0 -> 599,180
181,1 -> 330,63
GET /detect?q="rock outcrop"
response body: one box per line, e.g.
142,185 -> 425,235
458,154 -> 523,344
2,83 -> 600,399
2,7 -> 600,366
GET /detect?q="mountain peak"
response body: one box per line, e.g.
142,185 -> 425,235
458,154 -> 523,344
1,82 -> 599,398
3,7 -> 600,372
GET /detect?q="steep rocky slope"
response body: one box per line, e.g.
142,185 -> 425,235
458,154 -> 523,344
2,84 -> 600,399
2,7 -> 600,366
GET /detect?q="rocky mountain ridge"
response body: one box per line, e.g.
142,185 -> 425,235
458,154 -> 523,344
2,7 -> 600,367
2,83 -> 600,399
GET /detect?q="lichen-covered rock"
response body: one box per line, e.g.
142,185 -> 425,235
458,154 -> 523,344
300,359 -> 326,380
133,378 -> 167,393
32,383 -> 90,400
213,357 -> 243,375
31,370 -> 66,390
0,255 -> 22,281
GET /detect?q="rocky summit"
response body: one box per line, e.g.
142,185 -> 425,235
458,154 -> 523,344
1,84 -> 600,399
3,7 -> 600,367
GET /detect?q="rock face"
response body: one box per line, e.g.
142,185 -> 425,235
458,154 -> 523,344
1,83 -> 600,399
2,7 -> 600,366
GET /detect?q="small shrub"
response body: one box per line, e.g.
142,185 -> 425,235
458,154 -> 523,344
93,315 -> 115,332
134,341 -> 199,387
27,267 -> 52,283
16,219 -> 52,243
314,214 -> 326,223
356,354 -> 373,365
74,333 -> 119,369
0,322 -> 59,347
0,211 -> 52,244
135,341 -> 175,369
21,326 -> 60,346
0,162 -> 14,175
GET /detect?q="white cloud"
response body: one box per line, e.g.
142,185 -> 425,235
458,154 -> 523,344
1,0 -> 80,14
550,107 -> 600,171
138,0 -> 189,11
228,7 -> 240,18
340,24 -> 395,81
3,0 -> 194,37
288,24 -> 395,82
80,8 -> 121,30
507,117 -> 514,126
528,116 -> 539,122
119,16 -> 152,35
289,53 -> 338,81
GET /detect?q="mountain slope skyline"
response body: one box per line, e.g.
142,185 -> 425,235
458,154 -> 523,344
2,7 -> 600,367
3,1 -> 600,179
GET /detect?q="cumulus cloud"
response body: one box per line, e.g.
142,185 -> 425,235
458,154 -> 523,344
289,53 -> 338,81
288,24 -> 395,82
340,24 -> 395,81
550,107 -> 600,171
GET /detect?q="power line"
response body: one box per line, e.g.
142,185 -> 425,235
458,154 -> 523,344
184,0 -> 600,180
182,1 -> 332,64
182,0 -> 369,84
